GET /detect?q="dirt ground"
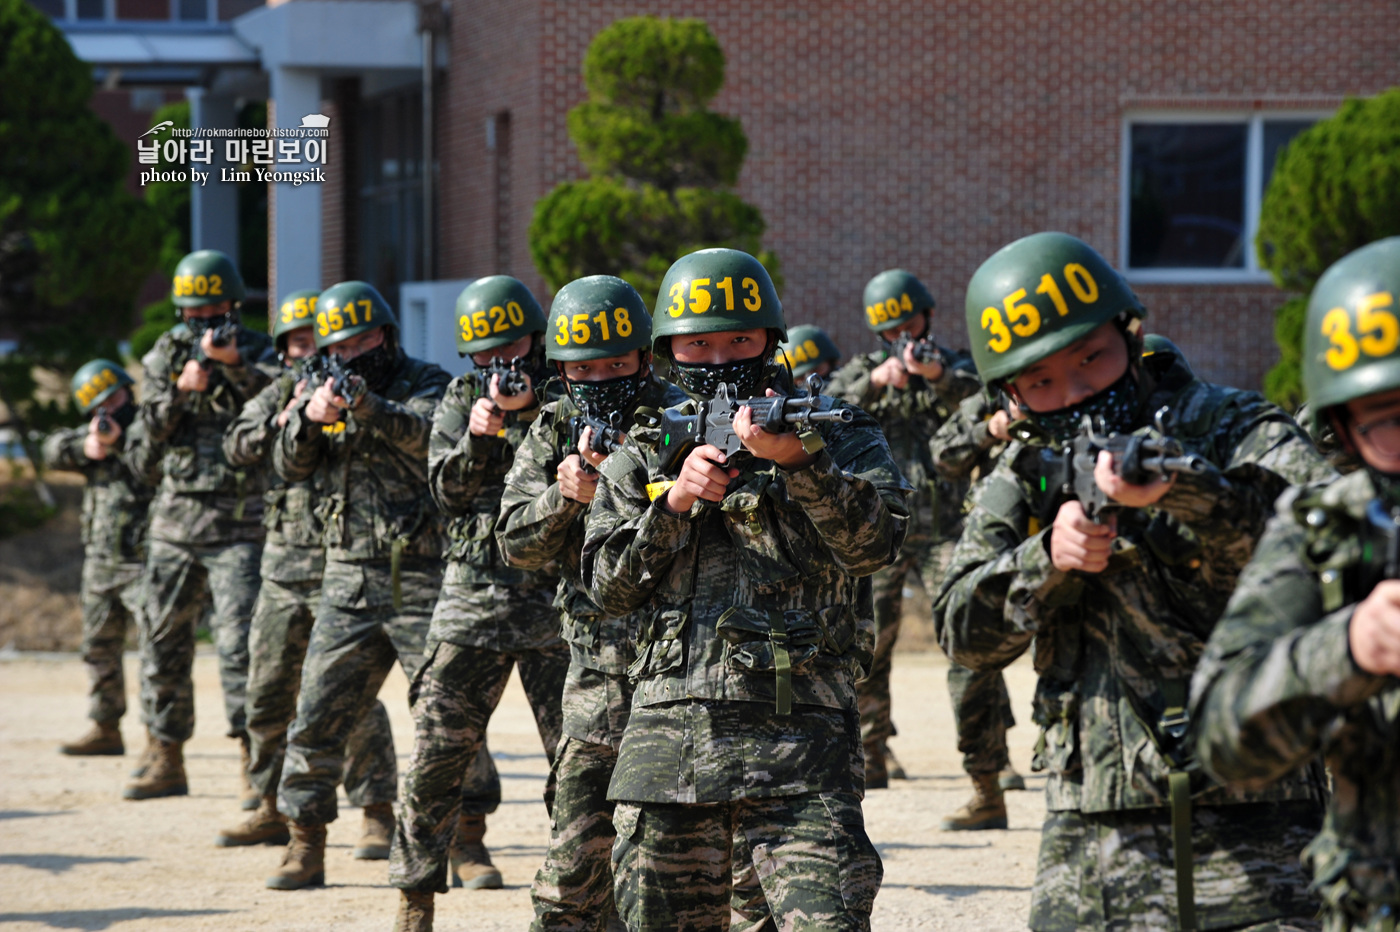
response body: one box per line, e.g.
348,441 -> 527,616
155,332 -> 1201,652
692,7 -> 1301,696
0,648 -> 1045,932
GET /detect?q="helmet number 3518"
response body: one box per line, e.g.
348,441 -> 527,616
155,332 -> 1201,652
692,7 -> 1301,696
981,263 -> 1099,353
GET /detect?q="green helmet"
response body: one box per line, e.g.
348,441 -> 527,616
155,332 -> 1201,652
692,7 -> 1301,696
1303,237 -> 1400,411
272,289 -> 320,349
652,248 -> 784,356
455,276 -> 546,356
171,249 -> 245,308
863,269 -> 934,333
314,281 -> 397,350
71,359 -> 134,414
545,275 -> 652,362
778,324 -> 841,376
964,232 -> 1144,384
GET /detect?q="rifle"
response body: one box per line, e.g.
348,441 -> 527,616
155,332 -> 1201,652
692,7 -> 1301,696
890,331 -> 944,367
96,409 -> 113,437
1364,498 -> 1400,581
1042,408 -> 1208,524
296,353 -> 328,387
484,356 -> 529,398
567,407 -> 626,475
642,373 -> 854,476
192,320 -> 241,371
323,354 -> 367,408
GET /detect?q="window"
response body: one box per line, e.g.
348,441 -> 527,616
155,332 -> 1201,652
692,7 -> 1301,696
175,0 -> 209,21
358,89 -> 428,299
1121,113 -> 1325,282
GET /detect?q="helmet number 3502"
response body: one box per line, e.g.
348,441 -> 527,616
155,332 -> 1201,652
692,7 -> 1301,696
666,277 -> 762,317
1321,291 -> 1398,371
173,274 -> 224,298
981,263 -> 1099,353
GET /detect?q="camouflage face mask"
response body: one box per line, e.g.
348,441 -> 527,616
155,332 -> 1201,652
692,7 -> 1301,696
346,343 -> 398,393
185,312 -> 235,338
670,355 -> 767,399
1027,368 -> 1142,445
568,372 -> 644,415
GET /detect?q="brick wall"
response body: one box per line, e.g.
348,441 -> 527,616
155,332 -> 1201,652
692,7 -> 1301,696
440,0 -> 1400,392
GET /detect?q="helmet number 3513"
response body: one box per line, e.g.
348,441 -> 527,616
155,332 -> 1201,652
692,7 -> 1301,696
666,277 -> 762,317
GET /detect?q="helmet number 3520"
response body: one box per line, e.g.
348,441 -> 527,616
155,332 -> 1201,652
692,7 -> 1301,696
981,263 -> 1100,353
666,277 -> 762,317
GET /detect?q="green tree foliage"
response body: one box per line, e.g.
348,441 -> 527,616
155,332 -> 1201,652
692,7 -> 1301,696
530,16 -> 778,306
1257,89 -> 1400,407
129,100 -> 192,360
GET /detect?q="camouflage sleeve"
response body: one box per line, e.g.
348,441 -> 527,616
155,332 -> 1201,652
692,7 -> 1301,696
272,395 -> 329,483
582,447 -> 692,618
354,368 -> 448,460
223,378 -> 283,468
933,457 -> 1084,672
825,355 -> 882,409
1155,410 -> 1334,582
41,427 -> 89,474
779,437 -> 909,577
217,334 -> 277,403
138,338 -> 190,443
931,394 -> 997,481
428,377 -> 493,518
1189,491 -> 1389,788
496,408 -> 582,570
928,348 -> 983,408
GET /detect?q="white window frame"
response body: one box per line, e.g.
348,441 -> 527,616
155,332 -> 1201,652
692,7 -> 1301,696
1119,109 -> 1331,285
64,0 -> 115,20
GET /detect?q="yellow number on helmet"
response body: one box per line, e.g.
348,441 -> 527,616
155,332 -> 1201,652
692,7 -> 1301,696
1322,308 -> 1359,371
982,306 -> 1013,353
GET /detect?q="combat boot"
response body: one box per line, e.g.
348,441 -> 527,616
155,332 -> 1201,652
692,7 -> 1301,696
999,765 -> 1026,792
393,890 -> 434,932
60,721 -> 124,756
885,743 -> 908,781
215,795 -> 289,847
354,802 -> 394,860
238,736 -> 259,811
122,739 -> 188,800
863,740 -> 888,790
129,728 -> 159,777
449,813 -> 503,889
265,821 -> 326,890
940,772 -> 1007,831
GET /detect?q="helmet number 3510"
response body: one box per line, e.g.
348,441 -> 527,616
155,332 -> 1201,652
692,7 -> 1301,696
981,263 -> 1099,353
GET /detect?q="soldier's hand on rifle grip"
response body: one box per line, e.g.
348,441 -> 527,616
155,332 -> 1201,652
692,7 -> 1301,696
305,378 -> 347,424
557,454 -> 600,504
469,395 -> 506,437
665,445 -> 739,514
577,426 -> 610,471
277,380 -> 308,428
84,414 -> 118,460
200,329 -> 241,366
1349,580 -> 1400,677
902,341 -> 944,381
489,373 -> 534,412
734,394 -> 817,470
1093,449 -> 1174,508
1050,499 -> 1116,574
177,359 -> 211,393
870,355 -> 909,389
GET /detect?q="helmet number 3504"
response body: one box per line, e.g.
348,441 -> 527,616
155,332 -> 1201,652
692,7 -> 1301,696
981,263 -> 1099,353
1321,291 -> 1398,371
666,277 -> 762,317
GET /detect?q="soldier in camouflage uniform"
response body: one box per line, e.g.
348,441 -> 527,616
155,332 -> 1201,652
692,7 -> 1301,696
388,276 -> 570,927
124,250 -> 278,801
45,360 -> 153,757
582,248 -> 909,932
494,276 -> 686,932
268,280 -> 451,890
216,290 -> 398,855
777,324 -> 842,379
1192,237 -> 1400,932
826,270 -> 1019,822
933,232 -> 1332,931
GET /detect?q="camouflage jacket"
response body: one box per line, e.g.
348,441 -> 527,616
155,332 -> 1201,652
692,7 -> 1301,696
42,423 -> 153,567
131,324 -> 278,545
1191,469 -> 1400,919
274,352 -> 450,574
932,350 -> 1333,815
931,391 -> 1010,489
826,343 -> 982,540
496,377 -> 686,675
224,372 -> 325,584
582,370 -> 910,802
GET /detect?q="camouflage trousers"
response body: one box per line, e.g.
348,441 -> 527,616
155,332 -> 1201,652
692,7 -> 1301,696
389,638 -> 568,891
140,539 -> 260,743
611,792 -> 882,932
530,664 -> 633,932
79,559 -> 144,725
245,575 -> 397,806
947,663 -> 1014,775
1030,803 -> 1324,932
278,591 -> 434,825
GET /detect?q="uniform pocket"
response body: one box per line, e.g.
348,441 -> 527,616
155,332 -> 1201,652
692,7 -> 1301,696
626,608 -> 687,680
1031,685 -> 1080,776
716,606 -> 822,676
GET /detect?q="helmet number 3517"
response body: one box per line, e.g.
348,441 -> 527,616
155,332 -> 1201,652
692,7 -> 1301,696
981,263 -> 1099,353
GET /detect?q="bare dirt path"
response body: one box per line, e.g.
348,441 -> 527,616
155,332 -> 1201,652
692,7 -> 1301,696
0,649 -> 1044,931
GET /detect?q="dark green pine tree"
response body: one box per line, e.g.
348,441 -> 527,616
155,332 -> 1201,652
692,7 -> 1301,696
1257,88 -> 1400,408
529,16 -> 779,307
